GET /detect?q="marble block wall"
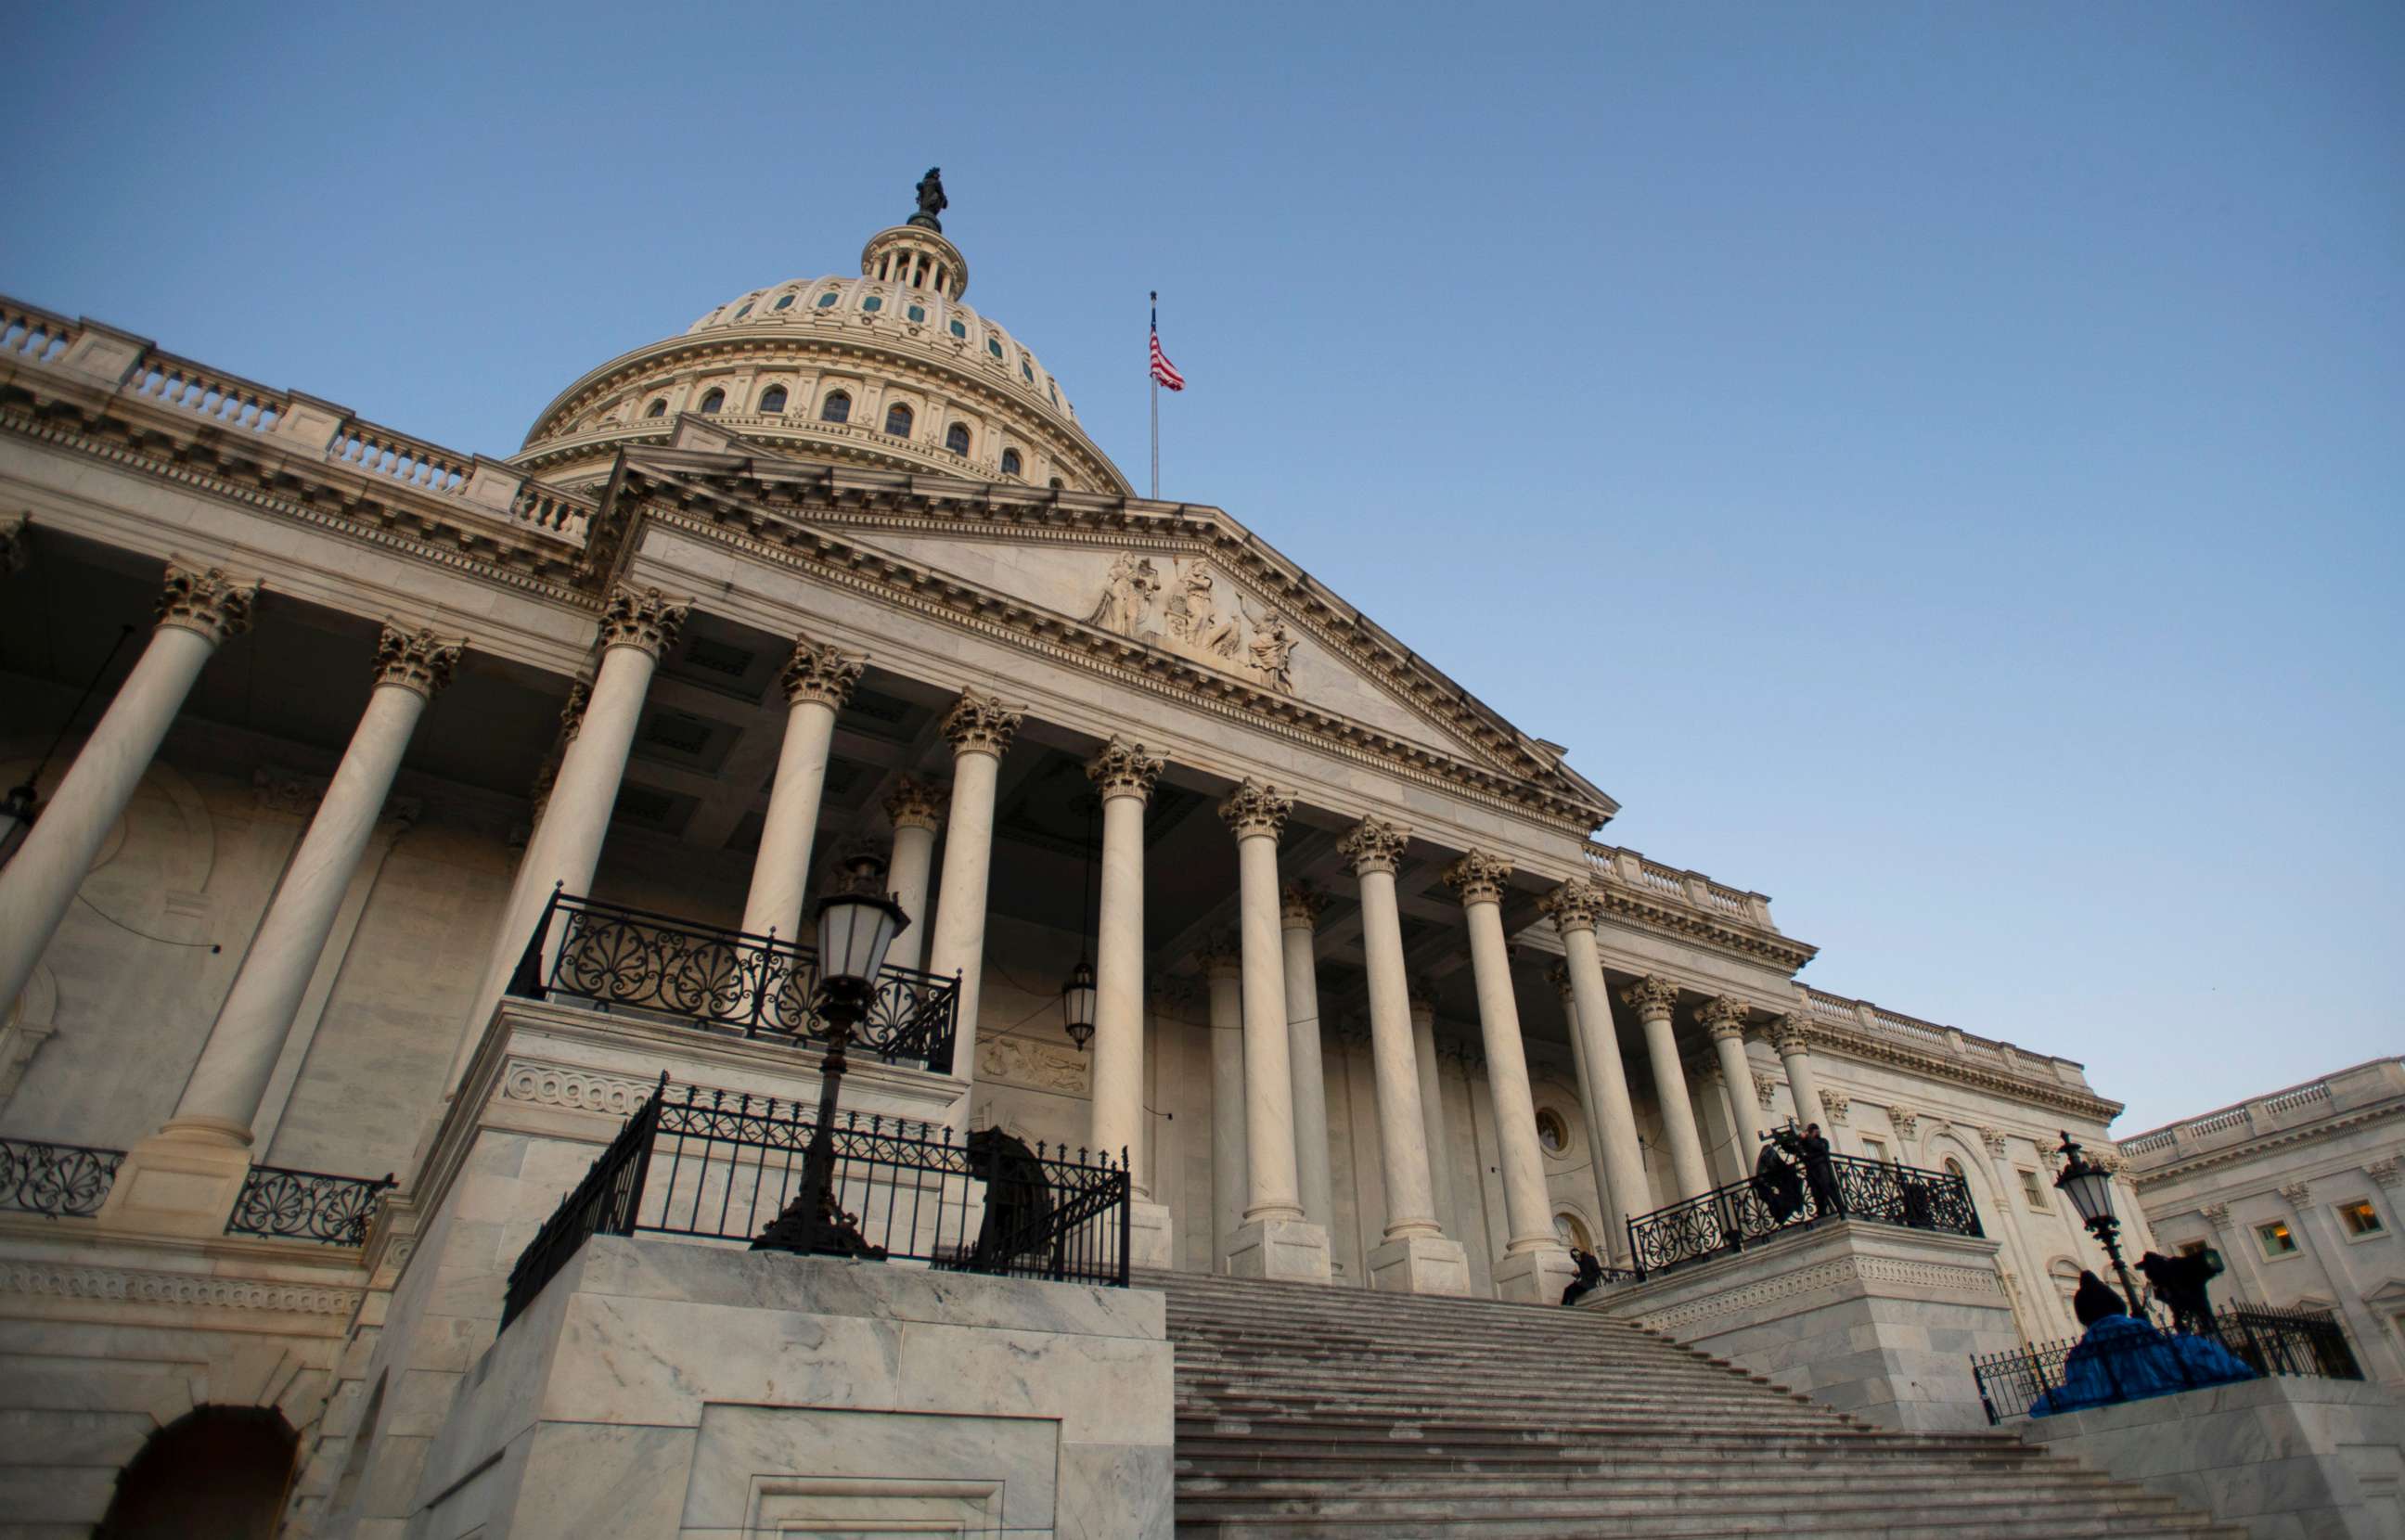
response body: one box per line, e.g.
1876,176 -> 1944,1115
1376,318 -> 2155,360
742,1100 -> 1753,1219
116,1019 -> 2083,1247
1594,1219 -> 2019,1431
2019,1376 -> 2405,1540
406,1237 -> 1173,1540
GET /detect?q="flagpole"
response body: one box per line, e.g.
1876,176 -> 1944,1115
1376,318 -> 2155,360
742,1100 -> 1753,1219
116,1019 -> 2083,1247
1149,290 -> 1160,500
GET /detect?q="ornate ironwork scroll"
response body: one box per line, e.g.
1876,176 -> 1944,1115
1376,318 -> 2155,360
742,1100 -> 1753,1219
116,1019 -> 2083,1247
0,1136 -> 124,1218
1625,1152 -> 1982,1279
225,1165 -> 395,1247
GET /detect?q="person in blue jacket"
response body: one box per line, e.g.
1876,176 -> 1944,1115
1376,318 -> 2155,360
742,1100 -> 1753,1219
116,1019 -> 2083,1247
2030,1271 -> 2255,1417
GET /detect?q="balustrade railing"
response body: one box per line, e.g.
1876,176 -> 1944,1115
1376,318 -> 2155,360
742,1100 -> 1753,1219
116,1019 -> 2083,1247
329,422 -> 468,494
225,1164 -> 395,1247
1,304 -> 76,366
0,1136 -> 125,1219
1625,1150 -> 1980,1280
502,1075 -> 1131,1328
507,890 -> 958,1072
1971,1303 -> 2361,1422
129,354 -> 283,433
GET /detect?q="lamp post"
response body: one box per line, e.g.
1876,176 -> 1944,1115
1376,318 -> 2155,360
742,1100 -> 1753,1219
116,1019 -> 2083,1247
1061,792 -> 1098,1052
2054,1131 -> 2144,1316
753,853 -> 909,1258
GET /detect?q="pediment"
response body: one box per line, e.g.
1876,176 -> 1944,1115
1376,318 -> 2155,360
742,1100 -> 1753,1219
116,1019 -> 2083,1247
613,440 -> 1614,825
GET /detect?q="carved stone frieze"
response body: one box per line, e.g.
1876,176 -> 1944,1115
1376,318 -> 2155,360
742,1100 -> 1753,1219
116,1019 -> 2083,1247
1622,975 -> 1681,1022
1087,551 -> 1298,691
1753,1071 -> 1780,1110
976,1033 -> 1089,1096
0,1262 -> 362,1318
599,584 -> 688,657
779,633 -> 865,709
884,775 -> 946,832
942,689 -> 1023,757
155,562 -> 257,644
1975,1125 -> 2009,1157
1888,1106 -> 1921,1141
1631,1253 -> 2003,1337
1818,1090 -> 1851,1125
1443,849 -> 1512,905
498,1060 -> 657,1118
1537,878 -> 1604,934
1337,816 -> 1408,876
1086,736 -> 1164,802
1218,778 -> 1293,841
374,623 -> 461,699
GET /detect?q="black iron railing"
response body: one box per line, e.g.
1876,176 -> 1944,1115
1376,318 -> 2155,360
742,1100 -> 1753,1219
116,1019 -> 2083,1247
1626,1153 -> 1981,1279
1971,1303 -> 2361,1422
225,1165 -> 395,1247
508,890 -> 958,1072
501,1075 -> 1132,1329
0,1136 -> 125,1218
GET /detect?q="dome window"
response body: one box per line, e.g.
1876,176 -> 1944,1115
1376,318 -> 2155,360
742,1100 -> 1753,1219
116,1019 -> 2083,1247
1000,449 -> 1022,477
733,302 -> 753,320
1021,358 -> 1035,383
817,292 -> 841,309
884,404 -> 914,437
773,293 -> 796,311
758,385 -> 789,414
645,399 -> 668,418
1049,477 -> 1065,490
907,303 -> 927,324
821,391 -> 852,425
945,424 -> 971,456
699,389 -> 725,414
986,337 -> 1005,359
861,296 -> 883,313
1048,382 -> 1060,406
949,318 -> 968,340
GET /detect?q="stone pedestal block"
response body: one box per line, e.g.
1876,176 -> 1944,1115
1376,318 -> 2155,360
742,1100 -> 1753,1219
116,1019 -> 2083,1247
1227,1216 -> 1332,1283
1127,1199 -> 1175,1271
1492,1244 -> 1579,1304
95,1128 -> 253,1238
1594,1219 -> 2017,1431
1368,1233 -> 1473,1297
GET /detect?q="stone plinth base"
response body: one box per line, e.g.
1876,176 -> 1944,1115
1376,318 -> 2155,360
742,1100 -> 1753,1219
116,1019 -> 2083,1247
404,1237 -> 1174,1540
1492,1243 -> 1578,1304
2018,1375 -> 2405,1540
1369,1232 -> 1472,1297
95,1127 -> 253,1238
1593,1219 -> 2016,1431
1227,1216 -> 1331,1283
1127,1200 -> 1174,1271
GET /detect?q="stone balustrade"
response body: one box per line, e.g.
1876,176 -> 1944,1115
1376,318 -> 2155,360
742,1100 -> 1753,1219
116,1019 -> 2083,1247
1582,841 -> 1775,929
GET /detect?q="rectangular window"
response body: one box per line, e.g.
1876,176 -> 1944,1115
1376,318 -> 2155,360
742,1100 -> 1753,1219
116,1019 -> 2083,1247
2257,1220 -> 2300,1258
1862,1137 -> 1888,1163
2019,1169 -> 2049,1210
2338,1200 -> 2386,1238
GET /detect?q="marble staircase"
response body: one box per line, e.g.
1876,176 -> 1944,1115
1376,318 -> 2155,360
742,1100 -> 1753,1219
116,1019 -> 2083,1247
1151,1269 -> 2243,1538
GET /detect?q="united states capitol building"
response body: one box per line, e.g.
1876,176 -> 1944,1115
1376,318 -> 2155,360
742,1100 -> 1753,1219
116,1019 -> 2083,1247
2,179 -> 2371,1538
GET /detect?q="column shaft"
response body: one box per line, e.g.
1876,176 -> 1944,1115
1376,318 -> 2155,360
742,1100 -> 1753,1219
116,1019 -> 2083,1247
1627,980 -> 1713,1201
171,677 -> 432,1142
924,688 -> 1020,1107
1205,958 -> 1247,1267
1279,897 -> 1334,1228
1460,902 -> 1552,1252
1089,789 -> 1148,1184
1355,868 -> 1439,1238
1775,1028 -> 1828,1142
0,569 -> 251,1014
1236,832 -> 1301,1222
1557,982 -> 1617,1235
1408,997 -> 1457,1236
1710,1030 -> 1764,1152
881,780 -> 943,976
1560,928 -> 1651,1254
740,699 -> 837,941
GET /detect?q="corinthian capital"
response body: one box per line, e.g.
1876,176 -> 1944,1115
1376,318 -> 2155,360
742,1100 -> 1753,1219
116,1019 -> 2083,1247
1443,849 -> 1512,905
599,584 -> 688,657
1538,877 -> 1604,935
1768,1012 -> 1812,1056
1337,815 -> 1408,876
374,623 -> 461,699
1196,936 -> 1244,981
779,634 -> 864,709
155,562 -> 257,644
558,678 -> 593,742
1086,736 -> 1164,802
884,775 -> 945,833
1217,778 -> 1293,841
1697,995 -> 1751,1041
1545,962 -> 1575,1004
1279,881 -> 1325,930
942,689 -> 1022,757
1621,974 -> 1681,1022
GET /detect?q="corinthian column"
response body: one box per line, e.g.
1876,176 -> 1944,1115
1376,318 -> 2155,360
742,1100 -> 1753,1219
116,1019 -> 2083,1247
924,690 -> 1021,1107
1548,963 -> 1617,1241
740,635 -> 862,943
881,776 -> 944,976
1768,1013 -> 1831,1148
1700,997 -> 1765,1161
170,626 -> 459,1148
1624,975 -> 1713,1201
1541,878 -> 1650,1261
1408,978 -> 1458,1240
1088,738 -> 1172,1268
451,585 -> 686,1088
1278,882 -> 1335,1231
0,563 -> 254,1017
1202,941 -> 1248,1269
1448,850 -> 1574,1302
1341,817 -> 1468,1294
1219,779 -> 1330,1280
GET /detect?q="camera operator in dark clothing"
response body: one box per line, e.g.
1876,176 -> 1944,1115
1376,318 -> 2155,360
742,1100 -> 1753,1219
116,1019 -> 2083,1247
1796,1123 -> 1844,1221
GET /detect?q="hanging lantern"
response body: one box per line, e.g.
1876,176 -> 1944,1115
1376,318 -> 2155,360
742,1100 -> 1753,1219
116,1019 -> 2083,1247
1061,957 -> 1098,1050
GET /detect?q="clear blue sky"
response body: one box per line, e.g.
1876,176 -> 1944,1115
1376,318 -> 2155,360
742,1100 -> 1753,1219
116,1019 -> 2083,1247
7,2 -> 2398,1134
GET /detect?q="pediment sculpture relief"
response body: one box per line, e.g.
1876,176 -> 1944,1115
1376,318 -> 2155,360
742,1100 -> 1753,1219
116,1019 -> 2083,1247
1087,552 -> 1298,691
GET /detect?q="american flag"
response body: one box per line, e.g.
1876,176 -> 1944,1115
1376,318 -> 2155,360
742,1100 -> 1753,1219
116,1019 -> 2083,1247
1150,318 -> 1185,391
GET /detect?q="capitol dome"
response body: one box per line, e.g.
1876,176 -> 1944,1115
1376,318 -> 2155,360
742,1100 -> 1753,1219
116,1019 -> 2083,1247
513,179 -> 1133,495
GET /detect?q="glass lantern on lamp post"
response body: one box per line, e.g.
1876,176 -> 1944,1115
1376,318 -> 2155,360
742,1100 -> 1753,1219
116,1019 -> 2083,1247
2055,1132 -> 2145,1316
752,853 -> 909,1259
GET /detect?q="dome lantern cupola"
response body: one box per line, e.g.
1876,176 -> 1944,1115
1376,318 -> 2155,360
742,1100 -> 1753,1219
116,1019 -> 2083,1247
861,224 -> 967,302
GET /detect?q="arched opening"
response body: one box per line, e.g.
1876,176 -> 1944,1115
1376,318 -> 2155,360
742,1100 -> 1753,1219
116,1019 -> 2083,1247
1553,1210 -> 1593,1253
757,385 -> 788,414
821,391 -> 852,425
1000,448 -> 1022,477
645,399 -> 667,418
698,388 -> 725,414
945,423 -> 971,456
98,1406 -> 298,1540
1535,1107 -> 1570,1157
883,403 -> 914,437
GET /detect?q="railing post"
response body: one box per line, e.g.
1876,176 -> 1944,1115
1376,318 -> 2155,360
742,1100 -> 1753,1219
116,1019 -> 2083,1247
1116,1148 -> 1132,1287
1627,1216 -> 1645,1282
509,884 -> 564,999
615,1072 -> 665,1236
749,930 -> 774,1039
